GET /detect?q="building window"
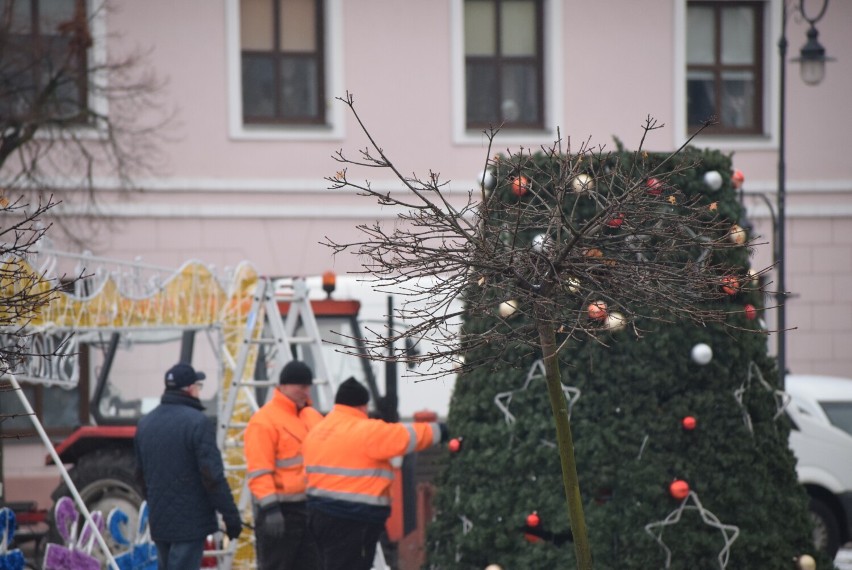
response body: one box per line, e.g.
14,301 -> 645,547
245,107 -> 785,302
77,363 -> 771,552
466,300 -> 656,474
464,0 -> 544,130
686,1 -> 764,135
0,0 -> 90,122
240,0 -> 325,125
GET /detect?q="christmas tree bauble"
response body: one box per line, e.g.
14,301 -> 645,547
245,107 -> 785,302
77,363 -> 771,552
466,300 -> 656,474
703,170 -> 723,191
572,174 -> 593,192
477,170 -> 496,191
511,176 -> 529,196
499,300 -> 518,318
669,479 -> 690,500
691,343 -> 713,365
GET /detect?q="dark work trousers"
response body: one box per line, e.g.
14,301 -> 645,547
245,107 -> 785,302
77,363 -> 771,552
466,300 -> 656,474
154,538 -> 205,570
255,502 -> 319,570
308,509 -> 385,570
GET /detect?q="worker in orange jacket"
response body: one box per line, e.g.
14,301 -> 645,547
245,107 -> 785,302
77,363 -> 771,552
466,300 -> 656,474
303,377 -> 447,570
244,360 -> 324,570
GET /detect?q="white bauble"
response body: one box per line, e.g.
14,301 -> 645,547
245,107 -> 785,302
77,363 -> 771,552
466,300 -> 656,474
703,170 -> 723,191
605,311 -> 626,332
532,233 -> 549,252
485,565 -> 504,570
572,174 -> 594,193
797,554 -> 816,570
477,170 -> 497,191
691,343 -> 713,365
499,300 -> 518,318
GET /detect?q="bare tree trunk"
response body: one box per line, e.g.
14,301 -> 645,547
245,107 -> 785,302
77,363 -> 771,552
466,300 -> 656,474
537,318 -> 592,570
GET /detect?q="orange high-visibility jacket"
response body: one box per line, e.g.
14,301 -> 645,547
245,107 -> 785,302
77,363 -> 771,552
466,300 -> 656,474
244,389 -> 323,507
303,404 -> 441,508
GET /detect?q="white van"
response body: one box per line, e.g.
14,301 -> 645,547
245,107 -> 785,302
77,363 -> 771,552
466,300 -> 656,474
786,374 -> 852,558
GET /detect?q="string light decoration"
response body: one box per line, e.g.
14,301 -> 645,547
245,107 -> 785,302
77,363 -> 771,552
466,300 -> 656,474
733,361 -> 792,436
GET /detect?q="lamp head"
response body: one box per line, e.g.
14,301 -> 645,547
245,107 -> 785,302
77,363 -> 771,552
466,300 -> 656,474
792,25 -> 833,86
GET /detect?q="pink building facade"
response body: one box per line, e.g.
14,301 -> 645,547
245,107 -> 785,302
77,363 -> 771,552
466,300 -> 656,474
3,0 -> 852,511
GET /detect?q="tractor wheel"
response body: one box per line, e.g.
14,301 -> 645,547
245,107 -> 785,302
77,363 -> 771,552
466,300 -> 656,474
47,448 -> 144,563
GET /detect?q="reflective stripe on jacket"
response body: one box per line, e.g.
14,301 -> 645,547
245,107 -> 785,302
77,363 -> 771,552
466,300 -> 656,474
244,389 -> 323,507
303,404 -> 441,508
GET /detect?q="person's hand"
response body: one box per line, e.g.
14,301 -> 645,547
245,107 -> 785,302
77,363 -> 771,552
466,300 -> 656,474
225,515 -> 243,540
260,506 -> 285,539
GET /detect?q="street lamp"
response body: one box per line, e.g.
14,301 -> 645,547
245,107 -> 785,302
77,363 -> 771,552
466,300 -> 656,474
776,0 -> 832,388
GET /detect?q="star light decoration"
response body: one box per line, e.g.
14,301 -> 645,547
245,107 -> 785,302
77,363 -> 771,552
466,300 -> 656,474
644,491 -> 740,569
494,359 -> 581,426
733,361 -> 791,436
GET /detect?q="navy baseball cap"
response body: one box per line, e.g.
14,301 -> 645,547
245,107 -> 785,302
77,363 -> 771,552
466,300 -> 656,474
164,363 -> 206,390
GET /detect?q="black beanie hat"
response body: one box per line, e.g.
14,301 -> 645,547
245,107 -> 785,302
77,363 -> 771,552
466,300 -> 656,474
335,377 -> 370,407
279,361 -> 313,385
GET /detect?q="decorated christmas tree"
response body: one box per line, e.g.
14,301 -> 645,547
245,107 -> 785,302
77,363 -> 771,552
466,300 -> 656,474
323,97 -> 824,569
424,147 -> 827,569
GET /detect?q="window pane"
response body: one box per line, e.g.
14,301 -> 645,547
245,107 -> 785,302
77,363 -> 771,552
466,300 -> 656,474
500,0 -> 535,57
42,384 -> 81,429
501,62 -> 538,123
721,6 -> 754,64
687,70 -> 715,125
242,54 -> 276,117
687,5 -> 714,65
465,1 -> 495,56
821,402 -> 852,437
280,57 -> 318,118
466,61 -> 498,124
0,383 -> 36,432
721,70 -> 754,127
241,0 -> 274,50
40,0 -> 77,35
280,0 -> 315,51
0,0 -> 33,33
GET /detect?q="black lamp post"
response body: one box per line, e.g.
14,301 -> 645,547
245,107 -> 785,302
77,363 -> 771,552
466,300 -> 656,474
776,0 -> 832,388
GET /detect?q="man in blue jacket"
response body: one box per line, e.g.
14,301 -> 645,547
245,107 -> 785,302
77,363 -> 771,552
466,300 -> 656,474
135,363 -> 242,570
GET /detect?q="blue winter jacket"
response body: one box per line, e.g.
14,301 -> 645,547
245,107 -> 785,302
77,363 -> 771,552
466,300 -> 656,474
134,390 -> 240,542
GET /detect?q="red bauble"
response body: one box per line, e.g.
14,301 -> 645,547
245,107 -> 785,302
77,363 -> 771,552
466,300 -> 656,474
744,304 -> 757,320
524,533 -> 542,544
669,480 -> 690,500
731,169 -> 745,189
606,213 -> 625,228
721,276 -> 739,296
511,176 -> 529,197
587,301 -> 608,321
526,512 -> 540,528
448,437 -> 463,453
682,416 -> 697,431
646,177 -> 663,196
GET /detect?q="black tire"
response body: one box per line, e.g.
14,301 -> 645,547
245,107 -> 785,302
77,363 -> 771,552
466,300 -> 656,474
47,447 -> 144,563
809,496 -> 842,559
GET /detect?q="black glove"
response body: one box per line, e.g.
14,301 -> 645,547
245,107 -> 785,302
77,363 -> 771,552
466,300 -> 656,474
225,514 -> 243,541
259,505 -> 285,539
438,422 -> 449,444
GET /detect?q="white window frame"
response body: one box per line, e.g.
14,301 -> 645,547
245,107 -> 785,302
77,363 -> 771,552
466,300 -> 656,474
673,0 -> 781,151
450,0 -> 564,146
224,0 -> 344,141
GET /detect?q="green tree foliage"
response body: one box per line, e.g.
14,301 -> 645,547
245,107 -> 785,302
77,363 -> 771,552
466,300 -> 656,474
425,147 -> 826,569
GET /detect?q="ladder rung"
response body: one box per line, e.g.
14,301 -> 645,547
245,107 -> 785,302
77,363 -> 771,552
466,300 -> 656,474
287,336 -> 320,344
225,464 -> 247,471
233,380 -> 277,387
